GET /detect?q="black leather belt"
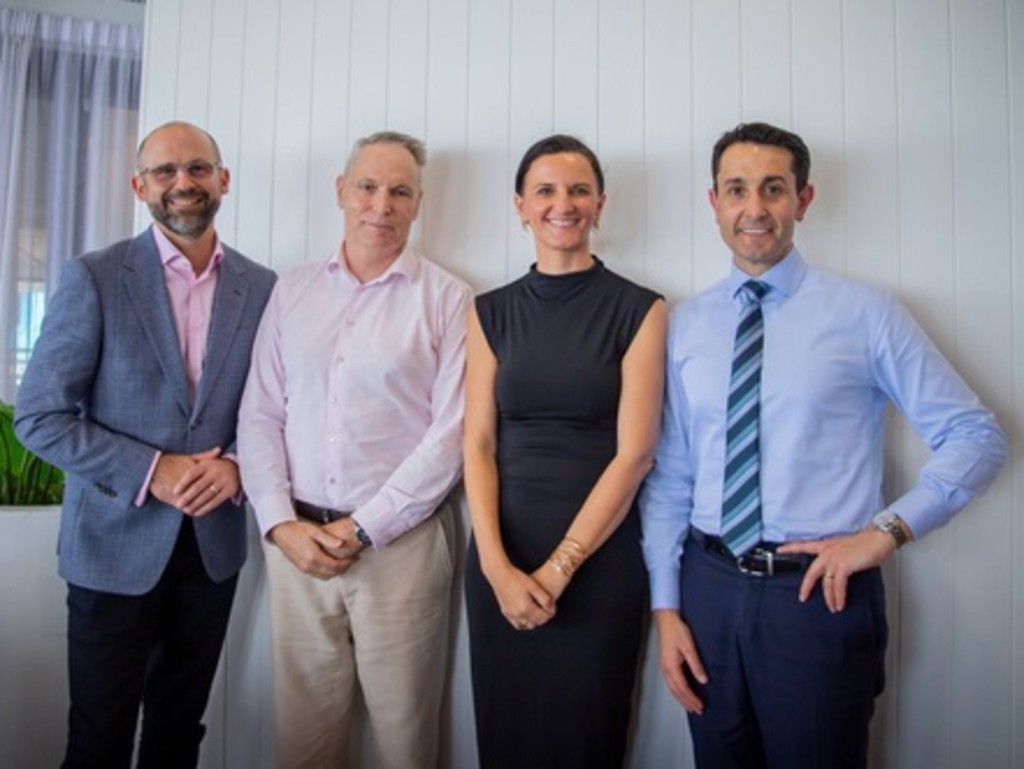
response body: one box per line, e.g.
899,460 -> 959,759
690,529 -> 811,576
293,499 -> 352,524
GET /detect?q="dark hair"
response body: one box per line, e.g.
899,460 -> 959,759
514,134 -> 605,195
711,122 -> 811,192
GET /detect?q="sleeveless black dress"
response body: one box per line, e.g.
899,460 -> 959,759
465,258 -> 660,769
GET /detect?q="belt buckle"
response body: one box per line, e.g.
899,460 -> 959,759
316,508 -> 334,524
736,548 -> 773,577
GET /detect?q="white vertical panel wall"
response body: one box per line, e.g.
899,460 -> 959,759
128,0 -> 1020,767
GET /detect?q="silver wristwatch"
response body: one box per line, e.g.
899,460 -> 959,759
872,509 -> 908,548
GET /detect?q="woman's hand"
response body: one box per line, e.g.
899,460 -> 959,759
488,563 -> 557,631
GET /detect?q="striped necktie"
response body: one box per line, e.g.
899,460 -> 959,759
721,279 -> 769,557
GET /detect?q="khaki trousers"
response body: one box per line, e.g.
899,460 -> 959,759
263,503 -> 455,769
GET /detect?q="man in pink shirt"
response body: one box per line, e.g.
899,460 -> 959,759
238,131 -> 472,769
16,121 -> 276,767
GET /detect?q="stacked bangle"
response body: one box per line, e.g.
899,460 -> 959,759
547,537 -> 587,578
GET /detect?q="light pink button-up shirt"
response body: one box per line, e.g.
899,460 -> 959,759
238,246 -> 472,547
136,225 -> 224,505
153,224 -> 223,398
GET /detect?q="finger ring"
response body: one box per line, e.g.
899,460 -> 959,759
516,621 -> 527,630
210,485 -> 218,494
825,574 -> 835,580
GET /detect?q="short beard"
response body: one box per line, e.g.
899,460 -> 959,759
149,192 -> 220,239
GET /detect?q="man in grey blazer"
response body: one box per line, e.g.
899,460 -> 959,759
15,121 -> 276,768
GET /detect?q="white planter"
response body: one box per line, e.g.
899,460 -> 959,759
0,505 -> 67,768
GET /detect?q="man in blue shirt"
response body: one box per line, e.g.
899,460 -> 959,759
640,121 -> 1007,769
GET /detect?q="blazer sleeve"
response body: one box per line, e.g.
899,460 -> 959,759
14,256 -> 157,494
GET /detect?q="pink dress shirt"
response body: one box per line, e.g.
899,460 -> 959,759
153,224 -> 223,397
237,246 -> 472,547
136,225 -> 223,504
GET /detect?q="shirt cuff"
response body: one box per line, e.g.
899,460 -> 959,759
888,484 -> 947,541
351,493 -> 410,548
253,491 -> 299,538
135,451 -> 161,507
648,563 -> 682,611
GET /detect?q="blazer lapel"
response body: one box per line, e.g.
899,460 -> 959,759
121,231 -> 192,417
194,247 -> 248,414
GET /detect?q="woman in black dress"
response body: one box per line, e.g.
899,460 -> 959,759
463,135 -> 666,769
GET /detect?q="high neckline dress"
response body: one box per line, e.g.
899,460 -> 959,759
465,257 -> 660,769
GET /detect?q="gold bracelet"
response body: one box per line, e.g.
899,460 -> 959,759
559,537 -> 587,559
547,537 -> 588,578
548,549 -> 576,577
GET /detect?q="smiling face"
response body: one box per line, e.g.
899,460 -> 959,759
515,151 -> 606,265
709,142 -> 814,276
336,142 -> 422,265
131,123 -> 229,241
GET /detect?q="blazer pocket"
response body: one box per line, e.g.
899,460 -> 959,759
93,483 -> 118,498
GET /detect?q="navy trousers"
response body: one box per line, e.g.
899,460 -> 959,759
62,519 -> 237,769
680,533 -> 888,769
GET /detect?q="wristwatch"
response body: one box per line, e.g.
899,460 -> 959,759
872,509 -> 908,549
352,519 -> 373,548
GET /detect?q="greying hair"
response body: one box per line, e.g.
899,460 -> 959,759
345,131 -> 427,175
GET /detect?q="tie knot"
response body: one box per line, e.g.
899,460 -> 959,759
740,280 -> 769,305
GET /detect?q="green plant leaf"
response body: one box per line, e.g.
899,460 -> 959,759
0,400 -> 64,505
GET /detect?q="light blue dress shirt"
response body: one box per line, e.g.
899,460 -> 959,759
641,249 -> 1008,610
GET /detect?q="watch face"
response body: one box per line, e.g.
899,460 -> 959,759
874,510 -> 907,546
874,510 -> 897,527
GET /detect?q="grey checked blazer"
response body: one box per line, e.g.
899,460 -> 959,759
15,229 -> 276,595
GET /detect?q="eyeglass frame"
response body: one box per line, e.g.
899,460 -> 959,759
136,160 -> 223,184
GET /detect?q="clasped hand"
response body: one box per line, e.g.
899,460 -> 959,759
269,517 -> 365,580
489,562 -> 563,632
150,447 -> 239,517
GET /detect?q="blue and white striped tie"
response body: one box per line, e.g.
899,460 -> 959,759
721,280 -> 769,557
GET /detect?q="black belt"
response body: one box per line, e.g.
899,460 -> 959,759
293,499 -> 352,524
690,529 -> 811,576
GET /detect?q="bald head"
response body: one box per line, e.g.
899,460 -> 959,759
136,121 -> 222,171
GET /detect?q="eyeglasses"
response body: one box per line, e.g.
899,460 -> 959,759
138,161 -> 221,185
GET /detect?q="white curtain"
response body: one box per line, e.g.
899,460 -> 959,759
0,8 -> 142,403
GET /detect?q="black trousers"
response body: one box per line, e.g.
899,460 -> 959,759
681,533 -> 888,769
62,519 -> 238,769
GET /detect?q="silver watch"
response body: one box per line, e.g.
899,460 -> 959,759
872,509 -> 908,548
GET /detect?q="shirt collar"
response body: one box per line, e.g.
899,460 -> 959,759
728,246 -> 807,302
328,242 -> 420,286
151,224 -> 223,276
